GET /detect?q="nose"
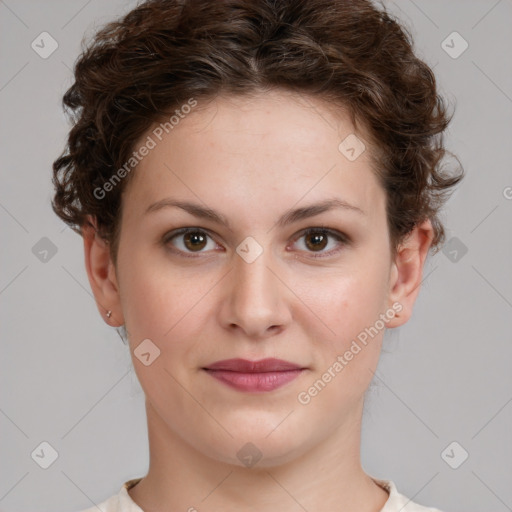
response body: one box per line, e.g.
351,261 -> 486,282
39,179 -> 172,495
218,245 -> 293,340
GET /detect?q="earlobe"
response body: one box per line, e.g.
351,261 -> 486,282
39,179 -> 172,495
386,219 -> 434,328
82,215 -> 124,326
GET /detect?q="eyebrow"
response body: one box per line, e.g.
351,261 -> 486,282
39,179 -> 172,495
145,197 -> 366,229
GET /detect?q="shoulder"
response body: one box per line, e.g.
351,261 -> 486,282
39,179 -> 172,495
73,478 -> 144,512
74,476 -> 444,512
74,493 -> 120,512
373,477 -> 444,512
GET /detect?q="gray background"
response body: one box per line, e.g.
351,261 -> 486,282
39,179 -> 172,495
1,1 -> 511,511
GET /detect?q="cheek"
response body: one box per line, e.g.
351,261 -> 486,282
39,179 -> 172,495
299,262 -> 389,385
120,266 -> 210,402
118,257 -> 221,374
117,246 -> 197,332
296,286 -> 385,415
307,264 -> 388,337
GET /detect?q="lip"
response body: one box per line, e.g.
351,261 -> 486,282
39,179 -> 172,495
204,358 -> 303,372
202,358 -> 306,392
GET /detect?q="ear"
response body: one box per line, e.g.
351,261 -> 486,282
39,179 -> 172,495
82,215 -> 124,327
385,219 -> 434,328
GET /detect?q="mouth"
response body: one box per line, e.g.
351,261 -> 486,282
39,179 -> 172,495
202,358 -> 307,393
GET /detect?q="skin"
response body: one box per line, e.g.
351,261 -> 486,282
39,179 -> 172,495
83,89 -> 433,512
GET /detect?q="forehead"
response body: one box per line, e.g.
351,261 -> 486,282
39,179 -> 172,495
123,90 -> 385,227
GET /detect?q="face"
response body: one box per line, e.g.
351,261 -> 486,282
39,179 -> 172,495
97,90 -> 416,467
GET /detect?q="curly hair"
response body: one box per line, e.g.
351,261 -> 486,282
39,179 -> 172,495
52,0 -> 464,264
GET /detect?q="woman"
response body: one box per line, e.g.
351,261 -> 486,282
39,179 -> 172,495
52,0 -> 464,510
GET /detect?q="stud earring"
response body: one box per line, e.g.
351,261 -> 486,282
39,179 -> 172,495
106,310 -> 112,318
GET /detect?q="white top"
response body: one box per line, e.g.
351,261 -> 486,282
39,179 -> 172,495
76,476 -> 443,511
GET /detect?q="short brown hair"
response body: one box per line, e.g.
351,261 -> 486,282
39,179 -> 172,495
52,0 -> 464,263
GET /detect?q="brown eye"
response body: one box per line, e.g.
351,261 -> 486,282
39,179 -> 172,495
183,231 -> 208,251
292,227 -> 348,258
304,231 -> 328,251
165,228 -> 218,255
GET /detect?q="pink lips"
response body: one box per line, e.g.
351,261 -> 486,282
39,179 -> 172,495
203,358 -> 305,392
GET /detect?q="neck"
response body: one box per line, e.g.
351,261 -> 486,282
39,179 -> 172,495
128,399 -> 389,512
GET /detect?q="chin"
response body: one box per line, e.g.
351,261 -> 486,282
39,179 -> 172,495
204,420 -> 315,469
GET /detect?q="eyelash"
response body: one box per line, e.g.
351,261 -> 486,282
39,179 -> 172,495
162,226 -> 349,259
